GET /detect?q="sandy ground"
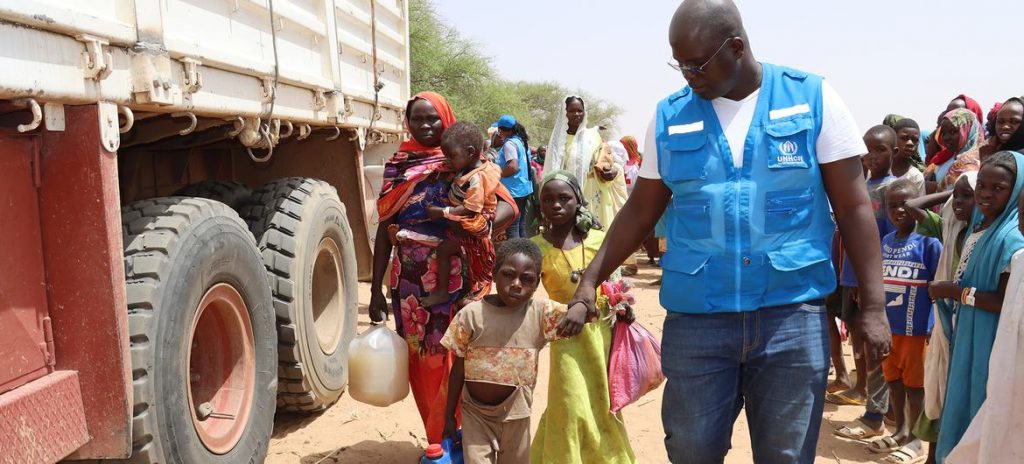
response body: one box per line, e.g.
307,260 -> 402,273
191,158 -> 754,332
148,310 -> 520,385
267,260 -> 914,463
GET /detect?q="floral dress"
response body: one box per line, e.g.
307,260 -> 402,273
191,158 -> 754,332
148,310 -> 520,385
387,173 -> 469,443
390,175 -> 468,351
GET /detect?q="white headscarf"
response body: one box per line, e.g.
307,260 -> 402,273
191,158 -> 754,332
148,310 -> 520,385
545,95 -> 604,190
924,170 -> 979,420
936,171 -> 980,282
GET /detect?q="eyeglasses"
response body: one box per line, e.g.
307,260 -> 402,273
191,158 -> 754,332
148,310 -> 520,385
668,37 -> 736,75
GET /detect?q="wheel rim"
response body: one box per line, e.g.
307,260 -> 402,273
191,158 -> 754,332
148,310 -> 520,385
187,283 -> 256,455
311,237 -> 344,355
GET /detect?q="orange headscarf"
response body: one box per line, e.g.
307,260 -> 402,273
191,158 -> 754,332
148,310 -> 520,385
620,135 -> 642,166
398,91 -> 456,154
377,92 -> 457,221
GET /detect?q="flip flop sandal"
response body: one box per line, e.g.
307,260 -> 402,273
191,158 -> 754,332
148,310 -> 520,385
866,436 -> 901,454
834,421 -> 885,441
827,381 -> 851,394
825,390 -> 867,406
882,445 -> 926,463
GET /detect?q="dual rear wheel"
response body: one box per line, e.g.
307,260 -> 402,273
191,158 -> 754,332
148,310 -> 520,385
119,177 -> 357,462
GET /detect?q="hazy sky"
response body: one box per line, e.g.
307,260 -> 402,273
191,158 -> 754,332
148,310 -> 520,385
433,0 -> 1022,151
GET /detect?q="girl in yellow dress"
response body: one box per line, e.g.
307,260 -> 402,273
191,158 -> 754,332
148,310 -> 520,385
530,170 -> 635,463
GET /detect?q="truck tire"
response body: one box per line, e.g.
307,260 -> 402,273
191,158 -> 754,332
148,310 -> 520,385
173,181 -> 252,210
120,197 -> 276,463
241,178 -> 359,412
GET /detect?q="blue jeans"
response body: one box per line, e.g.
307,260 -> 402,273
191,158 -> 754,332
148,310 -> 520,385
506,196 -> 530,239
661,301 -> 829,464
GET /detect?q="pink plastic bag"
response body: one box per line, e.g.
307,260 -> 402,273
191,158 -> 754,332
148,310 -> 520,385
608,318 -> 664,413
602,281 -> 664,414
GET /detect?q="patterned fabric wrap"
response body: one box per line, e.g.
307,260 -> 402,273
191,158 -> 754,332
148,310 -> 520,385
930,108 -> 980,169
377,91 -> 456,222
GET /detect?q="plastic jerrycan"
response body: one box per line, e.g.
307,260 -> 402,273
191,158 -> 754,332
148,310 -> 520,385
441,430 -> 464,464
346,324 -> 410,407
420,444 -> 451,464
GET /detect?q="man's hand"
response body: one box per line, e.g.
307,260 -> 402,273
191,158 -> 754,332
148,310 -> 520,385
858,305 -> 892,361
368,290 -> 388,323
427,206 -> 445,219
558,301 -> 590,337
821,156 -> 890,361
617,303 -> 636,323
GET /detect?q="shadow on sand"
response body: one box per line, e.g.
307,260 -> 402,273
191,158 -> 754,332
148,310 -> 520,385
298,440 -> 423,463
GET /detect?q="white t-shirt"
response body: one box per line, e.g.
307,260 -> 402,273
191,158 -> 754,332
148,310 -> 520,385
502,140 -> 518,163
898,165 -> 927,198
638,80 -> 865,179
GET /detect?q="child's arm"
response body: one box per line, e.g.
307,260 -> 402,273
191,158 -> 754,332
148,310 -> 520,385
930,273 -> 1010,313
443,356 -> 464,440
439,312 -> 471,439
975,273 -> 1013,313
906,190 -> 952,224
427,205 -> 475,219
428,171 -> 489,221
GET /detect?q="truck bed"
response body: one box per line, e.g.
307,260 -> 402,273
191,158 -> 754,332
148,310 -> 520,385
0,0 -> 409,134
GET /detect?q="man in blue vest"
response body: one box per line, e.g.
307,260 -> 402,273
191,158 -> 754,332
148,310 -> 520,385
557,0 -> 892,462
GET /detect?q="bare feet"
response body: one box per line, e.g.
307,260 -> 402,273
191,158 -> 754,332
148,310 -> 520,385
420,290 -> 449,308
827,379 -> 852,394
885,409 -> 897,427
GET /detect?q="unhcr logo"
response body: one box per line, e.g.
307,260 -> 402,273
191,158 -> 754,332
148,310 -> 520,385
779,140 -> 799,155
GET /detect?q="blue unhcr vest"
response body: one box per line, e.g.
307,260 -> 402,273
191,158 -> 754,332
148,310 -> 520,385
497,136 -> 534,198
655,62 -> 836,313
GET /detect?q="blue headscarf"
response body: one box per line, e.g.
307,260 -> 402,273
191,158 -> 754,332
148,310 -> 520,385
961,151 -> 1024,291
936,150 -> 1024,462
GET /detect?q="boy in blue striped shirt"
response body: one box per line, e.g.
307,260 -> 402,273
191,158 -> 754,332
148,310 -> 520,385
877,178 -> 942,460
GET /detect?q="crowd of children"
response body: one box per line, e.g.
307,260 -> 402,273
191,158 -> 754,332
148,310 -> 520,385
827,95 -> 1024,464
389,91 -> 1024,463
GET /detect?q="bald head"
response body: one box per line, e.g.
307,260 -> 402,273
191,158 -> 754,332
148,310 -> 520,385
669,0 -> 746,47
667,0 -> 756,100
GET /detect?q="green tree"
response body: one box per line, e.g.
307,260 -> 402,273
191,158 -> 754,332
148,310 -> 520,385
408,0 -> 622,147
408,0 -> 493,104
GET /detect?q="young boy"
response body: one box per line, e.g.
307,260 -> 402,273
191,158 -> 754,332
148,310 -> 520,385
878,179 -> 942,461
422,121 -> 502,307
833,125 -> 899,438
892,118 -> 926,197
440,239 -> 586,463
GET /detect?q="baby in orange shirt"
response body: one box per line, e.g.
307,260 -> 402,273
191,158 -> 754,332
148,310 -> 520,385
422,121 -> 502,307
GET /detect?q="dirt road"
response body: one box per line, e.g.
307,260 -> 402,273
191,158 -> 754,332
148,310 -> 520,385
267,261 -> 906,463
